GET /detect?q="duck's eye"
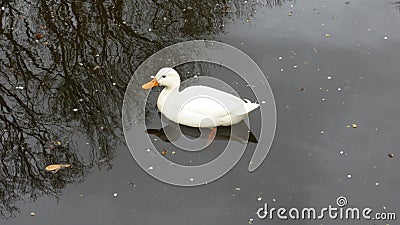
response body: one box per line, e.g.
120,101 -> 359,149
161,75 -> 166,78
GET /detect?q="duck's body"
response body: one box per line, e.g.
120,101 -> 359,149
143,68 -> 259,128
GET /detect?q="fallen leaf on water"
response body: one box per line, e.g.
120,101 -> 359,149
325,34 -> 331,37
45,164 -> 71,172
299,87 -> 305,92
35,33 -> 45,39
388,153 -> 394,158
161,150 -> 168,155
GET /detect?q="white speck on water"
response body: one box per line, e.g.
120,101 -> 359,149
280,68 -> 284,72
15,86 -> 24,90
112,83 -> 116,86
150,75 -> 155,78
145,148 -> 151,152
293,65 -> 298,68
248,218 -> 254,224
148,166 -> 154,170
327,76 -> 332,80
257,197 -> 262,201
78,62 -> 83,66
30,212 -> 36,216
339,150 -> 344,155
337,87 -> 342,91
235,187 -> 241,191
383,36 -> 388,40
1,7 -> 5,11
320,130 -> 325,134
272,198 -> 276,202
261,101 -> 266,104
113,192 -> 118,197
347,174 -> 352,179
321,98 -> 326,101
375,182 -> 380,186
73,108 -> 78,112
278,56 -> 283,60
189,178 -> 194,181
148,28 -> 152,31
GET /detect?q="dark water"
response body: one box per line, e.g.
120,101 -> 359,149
1,0 -> 400,224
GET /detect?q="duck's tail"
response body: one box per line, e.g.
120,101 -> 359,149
233,99 -> 260,115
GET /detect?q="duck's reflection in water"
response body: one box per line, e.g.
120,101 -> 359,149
147,119 -> 258,145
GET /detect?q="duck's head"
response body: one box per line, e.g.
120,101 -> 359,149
142,67 -> 180,90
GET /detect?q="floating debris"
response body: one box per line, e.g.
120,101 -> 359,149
171,151 -> 176,155
161,150 -> 168,156
34,33 -> 44,39
347,174 -> 352,179
375,182 -> 380,186
234,187 -> 241,191
383,36 -> 388,40
93,65 -> 101,70
257,193 -> 263,201
325,33 -> 331,37
45,164 -> 71,172
288,12 -> 293,16
148,166 -> 154,170
337,87 -> 342,91
30,212 -> 36,216
15,86 -> 24,90
351,123 -> 358,128
248,218 -> 254,224
313,48 -> 318,54
388,153 -> 394,158
189,178 -> 194,181
326,76 -> 332,80
113,192 -> 118,197
73,108 -> 78,112
261,100 -> 266,104
278,56 -> 283,60
299,87 -> 305,91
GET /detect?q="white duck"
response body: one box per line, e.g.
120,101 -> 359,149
142,68 -> 259,129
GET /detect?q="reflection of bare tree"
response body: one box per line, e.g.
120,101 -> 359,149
0,0 -> 286,219
394,1 -> 400,11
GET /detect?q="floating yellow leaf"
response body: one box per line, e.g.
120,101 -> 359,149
45,164 -> 71,172
325,34 -> 331,37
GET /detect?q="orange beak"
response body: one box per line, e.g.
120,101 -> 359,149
142,78 -> 159,89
